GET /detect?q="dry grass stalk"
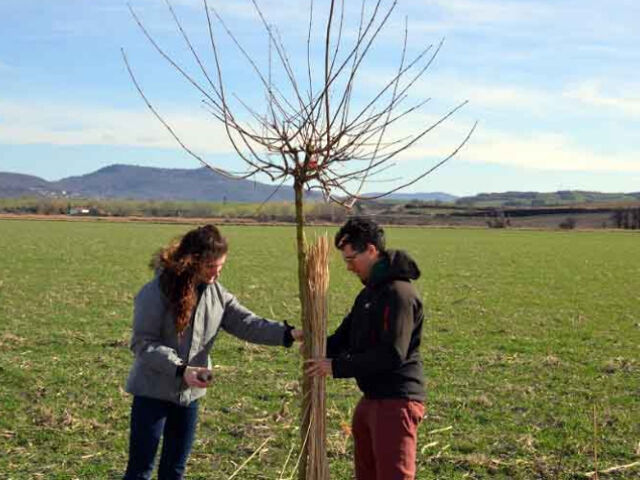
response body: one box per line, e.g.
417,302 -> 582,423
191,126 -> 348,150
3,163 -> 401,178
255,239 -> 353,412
592,405 -> 599,480
226,436 -> 272,480
302,234 -> 330,480
583,461 -> 640,478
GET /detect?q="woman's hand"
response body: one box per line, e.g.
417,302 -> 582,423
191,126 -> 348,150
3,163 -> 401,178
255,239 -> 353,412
291,329 -> 304,342
183,366 -> 213,388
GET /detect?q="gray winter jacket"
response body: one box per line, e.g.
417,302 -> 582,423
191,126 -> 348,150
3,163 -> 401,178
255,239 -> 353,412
125,276 -> 288,406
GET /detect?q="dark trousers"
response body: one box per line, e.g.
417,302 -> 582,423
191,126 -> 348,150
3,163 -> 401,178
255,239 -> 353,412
123,396 -> 199,480
352,397 -> 425,480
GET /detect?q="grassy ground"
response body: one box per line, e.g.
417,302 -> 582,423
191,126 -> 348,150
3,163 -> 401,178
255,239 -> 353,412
0,219 -> 638,479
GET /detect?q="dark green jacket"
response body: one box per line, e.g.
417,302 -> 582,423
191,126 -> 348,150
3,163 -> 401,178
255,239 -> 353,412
327,250 -> 425,402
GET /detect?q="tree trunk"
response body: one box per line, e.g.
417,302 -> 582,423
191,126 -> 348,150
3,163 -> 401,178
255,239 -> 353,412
295,178 -> 311,480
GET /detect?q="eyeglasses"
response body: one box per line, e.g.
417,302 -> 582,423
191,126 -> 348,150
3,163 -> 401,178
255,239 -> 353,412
342,251 -> 364,263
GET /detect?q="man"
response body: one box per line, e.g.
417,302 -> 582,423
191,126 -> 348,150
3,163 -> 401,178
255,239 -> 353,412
306,217 -> 425,480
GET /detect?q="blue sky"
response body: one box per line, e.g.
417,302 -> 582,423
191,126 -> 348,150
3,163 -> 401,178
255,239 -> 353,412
0,0 -> 639,196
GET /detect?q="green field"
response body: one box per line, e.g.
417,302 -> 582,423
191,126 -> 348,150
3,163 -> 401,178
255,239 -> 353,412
0,219 -> 638,479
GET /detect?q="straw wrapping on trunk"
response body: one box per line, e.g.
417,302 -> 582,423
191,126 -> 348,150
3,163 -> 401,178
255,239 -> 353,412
301,234 -> 330,480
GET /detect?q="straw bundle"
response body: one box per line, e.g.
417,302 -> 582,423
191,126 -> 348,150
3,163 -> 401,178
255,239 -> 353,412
301,234 -> 330,480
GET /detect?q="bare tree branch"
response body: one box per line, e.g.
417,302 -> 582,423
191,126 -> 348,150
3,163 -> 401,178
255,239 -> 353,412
342,121 -> 478,205
121,49 -> 257,180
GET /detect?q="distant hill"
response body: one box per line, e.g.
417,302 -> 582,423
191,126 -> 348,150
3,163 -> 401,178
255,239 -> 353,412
0,165 -> 317,203
379,192 -> 458,203
2,166 -> 638,207
0,165 -> 458,204
0,172 -> 60,197
457,190 -> 640,207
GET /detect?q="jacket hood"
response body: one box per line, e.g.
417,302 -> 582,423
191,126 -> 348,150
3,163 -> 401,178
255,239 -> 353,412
368,249 -> 421,287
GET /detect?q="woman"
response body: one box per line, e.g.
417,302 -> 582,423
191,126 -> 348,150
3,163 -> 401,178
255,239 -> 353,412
123,224 -> 302,479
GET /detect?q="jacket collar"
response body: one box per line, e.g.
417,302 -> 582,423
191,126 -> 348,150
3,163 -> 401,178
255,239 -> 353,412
366,249 -> 421,288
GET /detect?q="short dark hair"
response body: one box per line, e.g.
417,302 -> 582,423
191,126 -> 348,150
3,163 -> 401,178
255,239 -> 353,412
334,217 -> 385,253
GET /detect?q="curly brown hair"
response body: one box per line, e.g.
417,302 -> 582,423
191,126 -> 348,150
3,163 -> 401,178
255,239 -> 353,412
151,225 -> 228,335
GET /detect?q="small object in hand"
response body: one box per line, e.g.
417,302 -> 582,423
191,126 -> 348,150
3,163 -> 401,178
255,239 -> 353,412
197,370 -> 213,383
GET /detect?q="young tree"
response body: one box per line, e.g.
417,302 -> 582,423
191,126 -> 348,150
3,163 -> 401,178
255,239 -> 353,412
123,1 -> 476,477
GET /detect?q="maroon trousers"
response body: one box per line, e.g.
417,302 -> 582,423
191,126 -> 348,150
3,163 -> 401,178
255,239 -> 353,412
352,397 -> 425,480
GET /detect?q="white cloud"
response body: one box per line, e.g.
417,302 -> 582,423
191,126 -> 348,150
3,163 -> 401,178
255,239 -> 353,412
0,100 -> 234,154
1,82 -> 638,179
401,0 -> 640,61
136,0 -> 310,27
355,73 -> 558,123
396,119 -> 640,173
425,78 -> 554,113
465,131 -> 640,172
394,0 -> 556,38
427,0 -> 552,24
563,81 -> 640,117
374,72 -> 640,121
468,86 -> 547,111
